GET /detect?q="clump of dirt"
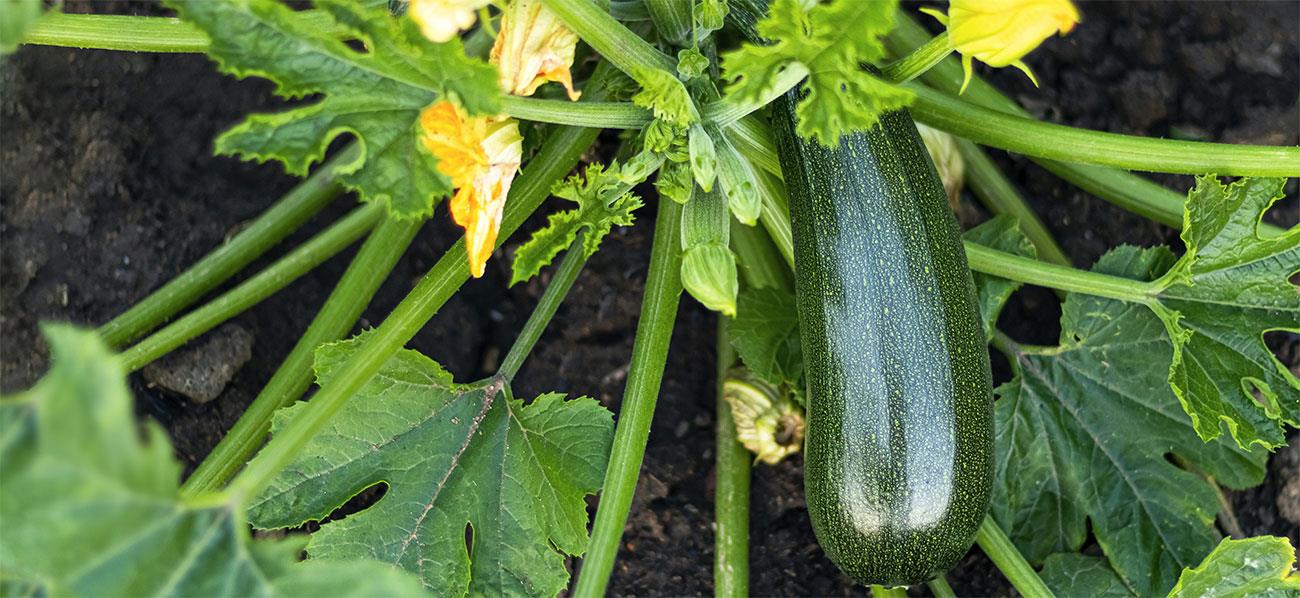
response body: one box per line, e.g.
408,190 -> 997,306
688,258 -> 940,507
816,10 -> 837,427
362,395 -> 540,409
1,2 -> 1295,597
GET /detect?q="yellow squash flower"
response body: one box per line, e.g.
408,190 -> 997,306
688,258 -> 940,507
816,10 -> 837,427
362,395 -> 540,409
410,0 -> 490,43
491,0 -> 582,100
419,101 -> 523,278
923,0 -> 1080,93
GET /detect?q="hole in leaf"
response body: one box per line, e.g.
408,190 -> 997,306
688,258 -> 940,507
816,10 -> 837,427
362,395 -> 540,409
1264,330 -> 1299,379
322,481 -> 390,525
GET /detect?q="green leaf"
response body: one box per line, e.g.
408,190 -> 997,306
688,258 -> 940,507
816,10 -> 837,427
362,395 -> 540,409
0,0 -> 45,54
247,333 -> 615,597
720,0 -> 913,146
1040,554 -> 1133,598
511,159 -> 648,285
728,286 -> 802,385
964,215 -> 1037,340
1152,176 -> 1299,449
1169,536 -> 1300,598
992,246 -> 1269,596
0,326 -> 427,598
169,0 -> 500,220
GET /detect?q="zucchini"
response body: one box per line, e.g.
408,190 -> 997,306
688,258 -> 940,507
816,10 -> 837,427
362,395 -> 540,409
729,2 -> 994,587
783,104 -> 994,587
779,105 -> 993,586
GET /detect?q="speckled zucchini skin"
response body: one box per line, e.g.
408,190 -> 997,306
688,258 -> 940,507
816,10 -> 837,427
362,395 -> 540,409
772,98 -> 994,586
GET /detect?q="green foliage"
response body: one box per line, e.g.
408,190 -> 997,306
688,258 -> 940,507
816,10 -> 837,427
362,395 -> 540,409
728,286 -> 802,385
0,0 -> 45,54
169,0 -> 500,220
511,158 -> 650,285
963,216 -> 1037,340
721,0 -> 912,146
1039,554 -> 1131,597
1169,536 -> 1300,598
991,245 -> 1268,596
0,326 -> 427,597
1153,176 -> 1299,449
247,333 -> 615,597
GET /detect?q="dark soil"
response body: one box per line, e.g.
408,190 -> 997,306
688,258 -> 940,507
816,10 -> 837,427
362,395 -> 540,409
2,1 -> 1296,597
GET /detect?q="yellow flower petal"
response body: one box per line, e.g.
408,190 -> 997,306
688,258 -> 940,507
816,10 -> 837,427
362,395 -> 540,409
490,0 -> 581,100
419,101 -> 523,278
410,0 -> 490,43
930,0 -> 1079,92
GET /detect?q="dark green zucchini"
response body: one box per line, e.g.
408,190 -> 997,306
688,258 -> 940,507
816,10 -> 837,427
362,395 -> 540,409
783,105 -> 993,587
728,1 -> 994,588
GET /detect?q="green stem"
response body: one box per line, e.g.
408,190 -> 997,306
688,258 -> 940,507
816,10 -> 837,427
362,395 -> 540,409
713,320 -> 750,598
23,10 -> 341,52
644,0 -> 691,45
907,84 -> 1300,177
118,203 -> 383,373
180,215 -> 421,496
885,13 -> 1287,235
99,147 -> 351,347
542,0 -> 675,75
501,96 -> 650,129
880,33 -> 953,84
704,63 -> 809,128
927,576 -> 957,598
223,82 -> 605,504
497,234 -> 590,381
573,198 -> 685,598
955,138 -> 1071,266
976,516 -> 1055,598
730,218 -> 792,290
963,242 -> 1155,302
871,586 -> 908,598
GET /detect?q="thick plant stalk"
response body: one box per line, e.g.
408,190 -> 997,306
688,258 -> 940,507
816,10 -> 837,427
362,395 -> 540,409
884,13 -> 1285,234
118,202 -> 383,372
180,214 -> 422,496
714,320 -> 750,598
99,146 -> 353,347
976,517 -> 1055,598
24,10 -> 339,52
928,576 -> 957,598
906,84 -> 1300,177
573,198 -> 685,598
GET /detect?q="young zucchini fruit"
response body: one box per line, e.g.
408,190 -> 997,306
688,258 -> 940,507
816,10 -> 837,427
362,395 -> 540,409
773,97 -> 995,586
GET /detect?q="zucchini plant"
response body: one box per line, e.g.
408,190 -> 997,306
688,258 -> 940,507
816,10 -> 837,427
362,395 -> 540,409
2,0 -> 1298,596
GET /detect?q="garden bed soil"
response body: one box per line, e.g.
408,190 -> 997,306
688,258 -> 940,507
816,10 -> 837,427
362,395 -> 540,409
2,1 -> 1297,596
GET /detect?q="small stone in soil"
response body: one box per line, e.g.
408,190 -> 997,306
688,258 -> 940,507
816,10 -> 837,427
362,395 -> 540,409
142,322 -> 255,404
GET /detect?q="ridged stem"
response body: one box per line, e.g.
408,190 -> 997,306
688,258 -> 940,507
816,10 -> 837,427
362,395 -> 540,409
497,233 -> 590,381
713,320 -> 749,598
118,203 -> 383,373
99,147 -> 352,347
542,0 -> 676,74
880,33 -> 953,84
180,215 -> 422,496
927,576 -> 957,598
955,138 -> 1070,266
976,516 -> 1055,598
572,197 -> 685,598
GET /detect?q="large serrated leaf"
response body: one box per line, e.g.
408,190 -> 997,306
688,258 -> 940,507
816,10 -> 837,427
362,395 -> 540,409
0,326 -> 427,598
992,246 -> 1269,596
169,0 -> 501,219
247,333 -> 615,597
1154,176 -> 1300,449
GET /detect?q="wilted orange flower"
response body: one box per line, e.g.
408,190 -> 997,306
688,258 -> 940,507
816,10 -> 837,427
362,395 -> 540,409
410,0 -> 490,43
923,0 -> 1080,93
491,0 -> 582,100
420,101 -> 523,278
